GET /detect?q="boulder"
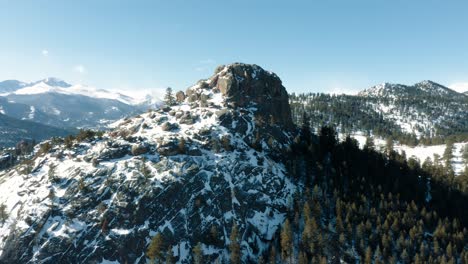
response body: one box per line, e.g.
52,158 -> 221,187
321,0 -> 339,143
187,148 -> 202,156
99,146 -> 130,160
179,113 -> 197,125
176,91 -> 186,102
131,144 -> 149,156
161,122 -> 179,131
208,63 -> 294,129
157,141 -> 180,156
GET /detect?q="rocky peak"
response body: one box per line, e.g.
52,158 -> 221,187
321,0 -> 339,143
187,63 -> 294,129
31,77 -> 72,88
0,64 -> 297,263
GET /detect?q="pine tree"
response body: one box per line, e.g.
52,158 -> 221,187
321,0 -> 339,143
280,219 -> 293,263
210,225 -> 219,245
178,138 -> 186,154
269,245 -> 276,264
462,144 -> 468,166
164,87 -> 176,106
165,248 -> 175,264
446,242 -> 453,258
192,242 -> 203,264
147,233 -> 164,264
229,223 -> 241,264
401,249 -> 409,263
364,136 -> 375,151
364,246 -> 372,264
443,140 -> 455,169
319,256 -> 327,264
339,233 -> 346,246
385,137 -> 394,157
298,251 -> 307,264
0,203 -> 7,224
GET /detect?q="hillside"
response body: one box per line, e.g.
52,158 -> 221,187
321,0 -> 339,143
0,63 -> 297,263
290,81 -> 468,145
0,113 -> 74,147
0,64 -> 466,263
349,133 -> 467,175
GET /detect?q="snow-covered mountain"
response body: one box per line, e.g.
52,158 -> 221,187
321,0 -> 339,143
0,78 -> 161,130
0,63 -> 297,263
0,64 -> 467,264
9,80 -> 146,105
290,80 -> 468,143
0,80 -> 27,93
358,80 -> 462,98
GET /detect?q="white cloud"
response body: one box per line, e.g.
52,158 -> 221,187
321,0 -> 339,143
449,82 -> 468,93
74,65 -> 86,74
41,50 -> 49,56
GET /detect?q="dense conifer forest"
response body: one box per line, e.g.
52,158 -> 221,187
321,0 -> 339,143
289,92 -> 468,146
144,122 -> 468,263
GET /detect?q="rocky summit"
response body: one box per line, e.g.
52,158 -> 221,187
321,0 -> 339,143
0,63 -> 297,263
188,63 -> 293,129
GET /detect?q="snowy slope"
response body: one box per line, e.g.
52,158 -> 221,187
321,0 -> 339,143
358,81 -> 467,136
0,64 -> 296,263
350,133 -> 467,175
290,80 -> 468,140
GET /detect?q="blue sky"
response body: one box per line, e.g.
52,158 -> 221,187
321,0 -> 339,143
1,0 -> 468,94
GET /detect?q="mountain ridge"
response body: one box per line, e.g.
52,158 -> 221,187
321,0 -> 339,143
358,80 -> 463,98
0,79 -> 161,135
0,63 -> 297,263
290,79 -> 468,145
0,64 -> 467,264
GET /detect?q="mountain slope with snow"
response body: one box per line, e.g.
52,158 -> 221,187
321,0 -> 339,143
0,80 -> 27,93
290,80 -> 468,144
0,65 -> 467,264
0,63 -> 297,263
349,133 -> 467,175
0,78 -> 161,131
11,82 -> 147,105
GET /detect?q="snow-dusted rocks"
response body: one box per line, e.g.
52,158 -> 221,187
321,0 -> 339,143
0,64 -> 297,263
205,63 -> 294,129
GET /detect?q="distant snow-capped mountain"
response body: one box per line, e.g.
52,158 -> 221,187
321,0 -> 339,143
0,80 -> 27,93
358,80 -> 462,98
2,77 -> 152,105
0,78 -> 162,130
290,80 -> 468,143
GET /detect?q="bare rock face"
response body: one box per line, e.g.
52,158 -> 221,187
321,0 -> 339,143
175,91 -> 186,102
131,143 -> 149,156
207,63 -> 294,129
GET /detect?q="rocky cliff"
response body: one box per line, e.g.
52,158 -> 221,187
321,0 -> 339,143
0,63 -> 296,263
